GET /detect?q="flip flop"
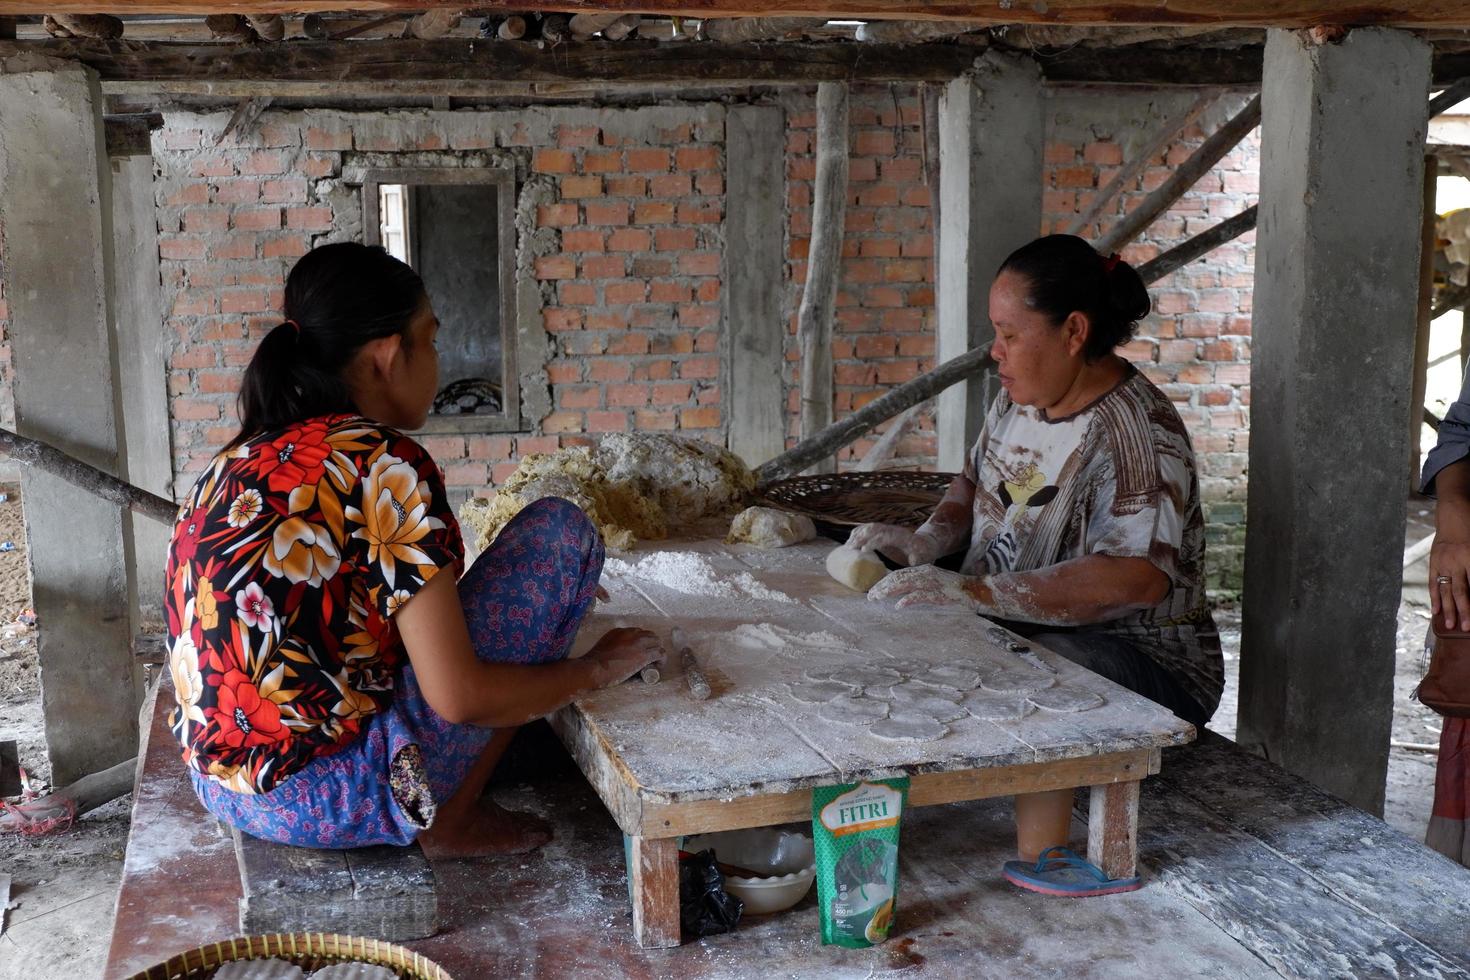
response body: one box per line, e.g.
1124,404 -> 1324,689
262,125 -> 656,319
1002,845 -> 1143,897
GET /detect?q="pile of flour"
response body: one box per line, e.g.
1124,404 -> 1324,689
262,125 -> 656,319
606,551 -> 796,603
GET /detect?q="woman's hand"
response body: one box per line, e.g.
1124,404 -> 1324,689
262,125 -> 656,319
847,523 -> 943,567
868,565 -> 981,610
1431,459 -> 1470,632
582,627 -> 666,687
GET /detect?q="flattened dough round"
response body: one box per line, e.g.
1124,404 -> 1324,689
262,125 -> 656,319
964,691 -> 1036,721
825,544 -> 889,592
980,668 -> 1055,695
870,712 -> 949,742
818,695 -> 890,725
1027,685 -> 1105,713
789,679 -> 858,703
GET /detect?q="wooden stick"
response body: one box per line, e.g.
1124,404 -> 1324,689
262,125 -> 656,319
798,81 -> 849,476
672,628 -> 712,701
1412,156 -> 1439,489
1134,205 -> 1257,284
0,757 -> 136,833
702,17 -> 825,42
0,426 -> 176,526
1433,282 -> 1470,321
855,403 -> 923,472
1066,91 -> 1217,237
757,345 -> 994,484
1094,94 -> 1261,255
1429,77 -> 1470,118
1404,532 -> 1435,569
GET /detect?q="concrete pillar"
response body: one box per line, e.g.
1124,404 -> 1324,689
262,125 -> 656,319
936,52 -> 1044,472
111,154 -> 173,629
723,105 -> 787,468
1239,28 -> 1431,815
0,61 -> 137,784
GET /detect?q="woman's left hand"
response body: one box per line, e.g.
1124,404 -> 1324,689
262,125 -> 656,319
868,565 -> 982,610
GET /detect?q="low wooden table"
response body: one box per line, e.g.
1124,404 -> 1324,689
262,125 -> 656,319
550,536 -> 1196,948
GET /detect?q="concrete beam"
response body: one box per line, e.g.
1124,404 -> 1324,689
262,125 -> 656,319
0,62 -> 137,784
935,52 -> 1043,472
723,105 -> 787,469
1239,27 -> 1431,815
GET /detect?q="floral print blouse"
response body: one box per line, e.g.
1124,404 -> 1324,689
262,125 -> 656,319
164,414 -> 463,794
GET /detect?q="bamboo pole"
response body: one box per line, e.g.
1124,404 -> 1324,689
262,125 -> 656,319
0,427 -> 176,526
1412,156 -> 1438,489
1135,205 -> 1257,284
1094,94 -> 1261,255
797,81 -> 849,475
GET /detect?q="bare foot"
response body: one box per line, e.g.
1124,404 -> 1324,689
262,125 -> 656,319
418,799 -> 553,860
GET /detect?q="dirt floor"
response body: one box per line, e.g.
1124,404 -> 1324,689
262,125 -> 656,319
0,483 -> 1448,978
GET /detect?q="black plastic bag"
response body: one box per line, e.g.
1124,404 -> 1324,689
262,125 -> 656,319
679,848 -> 743,938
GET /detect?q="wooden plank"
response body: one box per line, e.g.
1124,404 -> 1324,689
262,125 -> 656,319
628,835 -> 681,949
9,2 -> 1470,28
1412,154 -> 1437,489
1087,778 -> 1140,879
1154,733 -> 1470,965
0,38 -> 979,86
233,829 -> 438,940
634,748 -> 1157,837
0,739 -> 17,797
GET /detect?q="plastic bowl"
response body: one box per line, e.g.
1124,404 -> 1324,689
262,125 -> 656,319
685,828 -> 817,915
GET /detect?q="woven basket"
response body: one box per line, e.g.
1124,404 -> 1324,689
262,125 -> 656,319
126,933 -> 453,980
752,471 -> 957,535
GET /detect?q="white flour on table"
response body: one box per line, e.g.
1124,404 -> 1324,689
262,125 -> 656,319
606,551 -> 795,603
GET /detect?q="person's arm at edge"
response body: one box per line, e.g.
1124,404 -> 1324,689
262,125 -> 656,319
1430,458 -> 1470,631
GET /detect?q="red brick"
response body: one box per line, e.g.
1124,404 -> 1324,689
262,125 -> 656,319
541,411 -> 584,434
581,255 -> 626,278
855,335 -> 898,358
159,236 -> 207,260
175,397 -> 221,421
546,362 -> 582,384
185,209 -> 229,234
1044,142 -> 1077,165
423,435 -> 467,459
302,156 -> 337,179
543,307 -> 583,332
172,291 -> 216,316
240,151 -> 289,176
587,410 -> 628,433
556,125 -> 601,148
650,281 -> 690,304
262,234 -> 310,259
586,311 -> 627,331
605,176 -> 647,197
232,208 -> 281,231
649,230 -> 695,257
583,151 -> 622,173
649,174 -> 691,198
679,406 -> 720,429
196,370 -> 240,394
191,156 -> 235,178
876,361 -> 920,384
559,386 -> 601,409
538,203 -> 579,227
834,363 -> 877,386
166,183 -> 211,207
560,175 -> 603,199
468,435 -> 514,458
679,355 -> 719,380
607,384 -> 650,407
635,201 -> 676,225
607,333 -> 650,356
635,408 -> 678,431
516,436 -> 561,455
535,255 -> 577,280
220,290 -> 271,314
560,282 -> 597,305
561,229 -> 606,253
1158,339 -> 1198,364
605,280 -> 648,304
1053,166 -> 1095,189
587,360 -> 630,383
443,462 -> 489,486
1084,141 -> 1124,166
631,256 -> 673,278
585,202 -> 630,226
305,127 -> 351,151
677,253 -> 720,276
608,228 -> 652,252
491,462 -> 520,484
678,304 -> 719,328
261,178 -> 309,204
626,148 -> 671,173
678,203 -> 722,224
651,382 -> 692,405
285,206 -> 333,232
674,146 -> 719,172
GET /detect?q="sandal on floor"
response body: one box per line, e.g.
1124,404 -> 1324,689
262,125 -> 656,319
1002,845 -> 1142,897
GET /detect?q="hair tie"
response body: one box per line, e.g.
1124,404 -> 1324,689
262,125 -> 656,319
1101,253 -> 1121,275
284,319 -> 301,337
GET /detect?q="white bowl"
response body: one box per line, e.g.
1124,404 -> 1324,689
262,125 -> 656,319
685,828 -> 817,915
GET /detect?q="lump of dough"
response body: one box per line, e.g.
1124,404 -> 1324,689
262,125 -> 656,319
826,544 -> 889,592
726,506 -> 817,549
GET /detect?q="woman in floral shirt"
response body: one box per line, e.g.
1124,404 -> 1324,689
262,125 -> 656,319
165,243 -> 662,855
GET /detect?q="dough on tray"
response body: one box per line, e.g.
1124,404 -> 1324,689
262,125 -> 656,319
870,712 -> 950,742
818,695 -> 890,725
789,679 -> 860,704
726,506 -> 817,549
979,668 -> 1056,695
1027,685 -> 1106,713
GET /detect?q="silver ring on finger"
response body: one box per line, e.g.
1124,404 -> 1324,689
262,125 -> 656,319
1437,575 -> 1453,585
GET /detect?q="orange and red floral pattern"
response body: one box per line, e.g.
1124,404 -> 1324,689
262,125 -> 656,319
164,414 -> 462,794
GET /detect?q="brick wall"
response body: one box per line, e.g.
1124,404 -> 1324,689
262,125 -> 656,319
0,89 -> 1260,591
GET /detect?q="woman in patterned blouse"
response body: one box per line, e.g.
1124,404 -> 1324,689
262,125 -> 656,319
165,243 -> 663,856
855,235 -> 1222,894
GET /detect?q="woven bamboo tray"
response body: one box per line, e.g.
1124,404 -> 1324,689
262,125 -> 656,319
126,932 -> 453,980
752,471 -> 957,535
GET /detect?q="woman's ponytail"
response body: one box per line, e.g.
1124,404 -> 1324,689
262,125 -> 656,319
996,234 -> 1152,362
228,243 -> 426,447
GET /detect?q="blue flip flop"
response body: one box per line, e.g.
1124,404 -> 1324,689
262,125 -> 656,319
1002,845 -> 1143,897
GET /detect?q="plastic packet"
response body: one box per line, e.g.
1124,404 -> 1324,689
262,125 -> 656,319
812,777 -> 908,947
679,848 -> 743,938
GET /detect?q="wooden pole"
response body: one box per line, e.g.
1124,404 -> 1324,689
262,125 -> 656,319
0,427 -> 177,526
797,81 -> 849,475
1066,91 -> 1217,238
1094,94 -> 1261,255
1134,205 -> 1257,284
1412,155 -> 1438,489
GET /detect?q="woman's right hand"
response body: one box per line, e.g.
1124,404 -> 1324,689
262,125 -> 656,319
583,627 -> 666,688
847,523 -> 941,567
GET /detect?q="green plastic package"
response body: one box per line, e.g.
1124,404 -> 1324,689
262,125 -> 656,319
812,776 -> 909,947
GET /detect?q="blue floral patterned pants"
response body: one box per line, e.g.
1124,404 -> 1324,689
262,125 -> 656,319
191,497 -> 605,848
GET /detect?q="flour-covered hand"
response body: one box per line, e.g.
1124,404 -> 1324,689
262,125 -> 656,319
867,565 -> 979,610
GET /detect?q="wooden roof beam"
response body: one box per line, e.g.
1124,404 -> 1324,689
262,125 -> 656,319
6,3 -> 1470,28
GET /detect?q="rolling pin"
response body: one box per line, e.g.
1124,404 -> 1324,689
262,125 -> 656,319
670,627 -> 712,700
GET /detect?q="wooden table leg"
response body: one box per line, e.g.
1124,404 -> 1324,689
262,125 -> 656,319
628,835 -> 681,948
1087,779 -> 1141,880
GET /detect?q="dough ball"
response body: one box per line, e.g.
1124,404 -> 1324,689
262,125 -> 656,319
825,544 -> 890,592
726,506 -> 817,549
